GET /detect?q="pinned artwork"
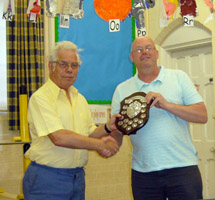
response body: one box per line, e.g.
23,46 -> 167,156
46,0 -> 57,16
2,0 -> 15,21
180,0 -> 197,17
163,0 -> 178,19
204,0 -> 214,13
203,0 -> 215,24
89,105 -> 110,124
180,0 -> 197,27
26,0 -> 41,23
46,0 -> 84,19
59,14 -> 70,28
131,0 -> 155,29
160,0 -> 178,27
94,0 -> 131,21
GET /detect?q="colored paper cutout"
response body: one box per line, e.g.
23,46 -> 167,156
204,0 -> 214,12
163,0 -> 178,19
94,0 -> 132,21
203,0 -> 215,24
180,0 -> 197,17
131,0 -> 155,29
145,0 -> 155,8
46,0 -> 84,19
26,0 -> 41,17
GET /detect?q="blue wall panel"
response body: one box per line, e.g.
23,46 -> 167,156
57,1 -> 133,103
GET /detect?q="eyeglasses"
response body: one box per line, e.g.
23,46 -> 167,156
131,46 -> 155,54
53,61 -> 80,69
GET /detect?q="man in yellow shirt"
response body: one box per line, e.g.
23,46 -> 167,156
23,41 -> 121,200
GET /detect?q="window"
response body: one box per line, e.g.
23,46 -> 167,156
0,1 -> 7,111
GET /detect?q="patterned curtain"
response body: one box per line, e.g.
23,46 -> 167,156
6,0 -> 44,130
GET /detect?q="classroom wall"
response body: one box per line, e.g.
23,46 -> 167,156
85,136 -> 133,200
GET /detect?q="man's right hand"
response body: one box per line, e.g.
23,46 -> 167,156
98,136 -> 119,158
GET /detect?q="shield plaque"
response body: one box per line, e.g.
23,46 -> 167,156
115,92 -> 151,135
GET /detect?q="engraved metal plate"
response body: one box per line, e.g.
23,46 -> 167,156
115,92 -> 151,135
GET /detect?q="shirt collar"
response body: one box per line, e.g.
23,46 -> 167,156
135,66 -> 165,90
47,78 -> 78,99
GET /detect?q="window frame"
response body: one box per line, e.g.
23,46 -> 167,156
0,1 -> 8,111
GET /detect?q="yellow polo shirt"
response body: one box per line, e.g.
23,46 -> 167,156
25,79 -> 97,168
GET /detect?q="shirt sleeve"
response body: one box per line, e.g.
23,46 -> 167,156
178,70 -> 203,105
111,87 -> 121,116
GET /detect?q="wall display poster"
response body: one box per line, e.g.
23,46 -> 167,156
56,0 -> 133,104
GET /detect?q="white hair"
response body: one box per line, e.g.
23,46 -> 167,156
49,41 -> 82,65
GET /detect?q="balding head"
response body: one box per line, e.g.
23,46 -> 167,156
131,36 -> 156,53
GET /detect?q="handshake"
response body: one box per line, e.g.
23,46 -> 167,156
97,114 -> 123,158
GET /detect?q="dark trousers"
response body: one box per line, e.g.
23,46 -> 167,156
132,165 -> 203,200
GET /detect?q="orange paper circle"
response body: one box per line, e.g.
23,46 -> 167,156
94,0 -> 132,21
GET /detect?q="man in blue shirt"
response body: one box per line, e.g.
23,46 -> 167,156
111,36 -> 208,200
